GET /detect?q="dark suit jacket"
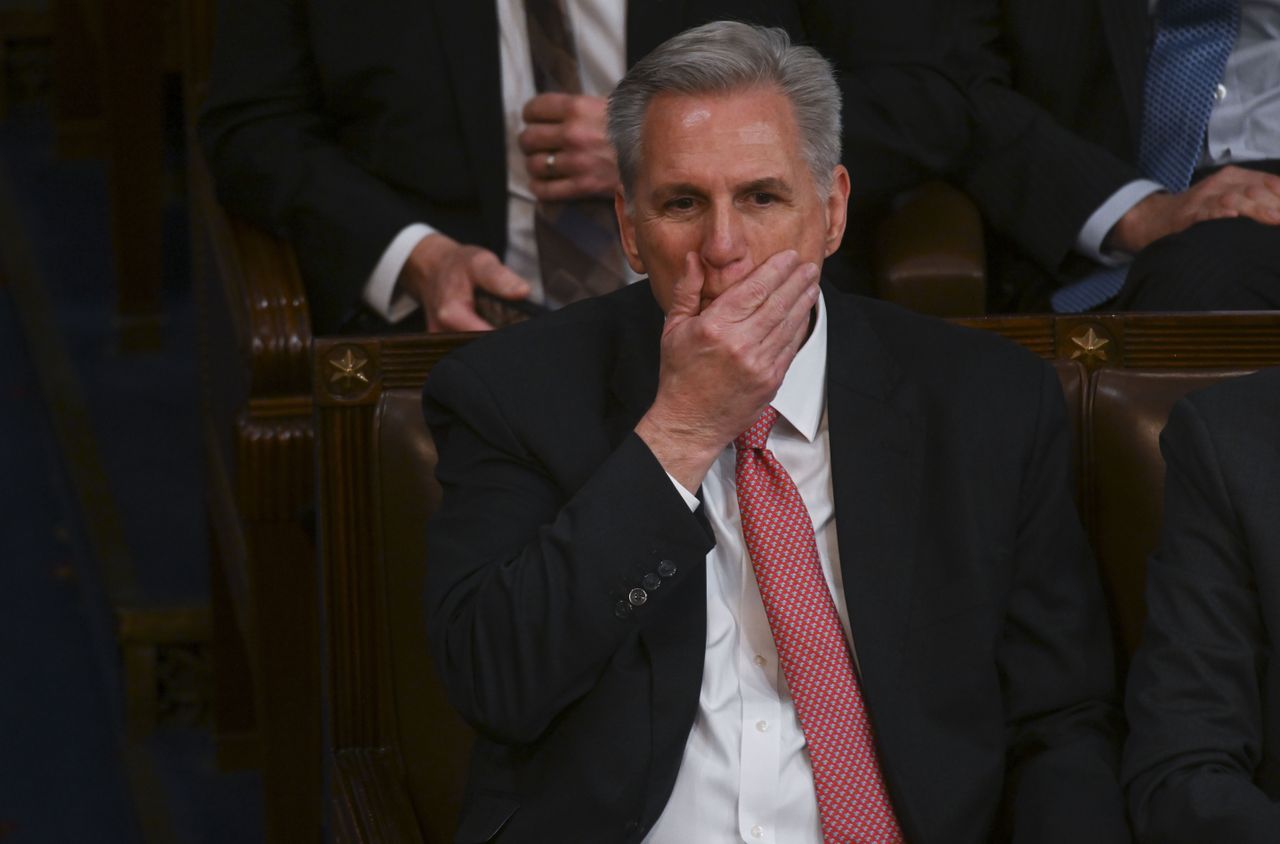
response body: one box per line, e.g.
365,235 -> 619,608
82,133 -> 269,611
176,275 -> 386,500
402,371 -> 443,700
1123,367 -> 1280,844
198,0 -> 810,333
199,1 -> 969,332
947,0 -> 1150,306
422,281 -> 1128,843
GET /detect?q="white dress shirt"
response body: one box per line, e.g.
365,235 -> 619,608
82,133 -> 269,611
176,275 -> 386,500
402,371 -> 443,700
361,0 -> 627,321
1077,0 -> 1279,264
646,294 -> 849,844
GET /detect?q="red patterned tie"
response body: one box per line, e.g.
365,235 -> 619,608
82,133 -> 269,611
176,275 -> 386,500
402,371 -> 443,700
734,407 -> 904,843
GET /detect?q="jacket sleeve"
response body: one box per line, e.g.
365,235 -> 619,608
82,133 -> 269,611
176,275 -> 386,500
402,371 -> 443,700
998,362 -> 1131,843
420,354 -> 713,746
946,0 -> 1141,274
198,0 -> 426,330
1123,398 -> 1280,844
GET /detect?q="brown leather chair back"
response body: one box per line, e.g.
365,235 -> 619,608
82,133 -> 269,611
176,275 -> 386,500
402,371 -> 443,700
375,388 -> 473,840
1084,368 -> 1254,663
1052,360 -> 1086,510
318,318 -> 1280,844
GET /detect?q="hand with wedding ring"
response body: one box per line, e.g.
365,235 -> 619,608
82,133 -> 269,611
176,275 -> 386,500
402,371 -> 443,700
519,92 -> 620,201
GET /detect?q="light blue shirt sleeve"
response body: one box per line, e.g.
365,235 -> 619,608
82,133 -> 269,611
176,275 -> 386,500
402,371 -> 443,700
1075,180 -> 1166,265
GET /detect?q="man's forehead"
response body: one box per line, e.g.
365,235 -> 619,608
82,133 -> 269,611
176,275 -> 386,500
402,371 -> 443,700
643,86 -> 794,126
638,87 -> 799,160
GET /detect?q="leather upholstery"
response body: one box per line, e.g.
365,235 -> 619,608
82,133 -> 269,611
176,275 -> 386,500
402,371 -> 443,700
352,359 -> 1257,839
376,389 -> 471,839
1053,360 -> 1086,510
1085,368 -> 1254,664
875,182 -> 987,316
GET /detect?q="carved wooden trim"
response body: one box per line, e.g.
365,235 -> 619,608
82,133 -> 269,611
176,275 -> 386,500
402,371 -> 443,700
193,159 -> 313,398
317,334 -> 472,763
320,342 -> 380,404
314,334 -> 475,407
235,402 -> 314,522
321,405 -> 394,749
314,315 -> 1280,844
332,749 -> 427,844
956,311 -> 1280,367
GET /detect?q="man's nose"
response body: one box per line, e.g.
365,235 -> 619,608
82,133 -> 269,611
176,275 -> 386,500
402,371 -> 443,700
699,202 -> 747,269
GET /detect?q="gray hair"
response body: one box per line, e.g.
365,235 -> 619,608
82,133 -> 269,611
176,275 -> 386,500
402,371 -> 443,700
607,21 -> 842,198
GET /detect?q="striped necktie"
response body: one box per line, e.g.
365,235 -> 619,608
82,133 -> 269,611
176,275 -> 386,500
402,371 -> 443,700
524,0 -> 629,306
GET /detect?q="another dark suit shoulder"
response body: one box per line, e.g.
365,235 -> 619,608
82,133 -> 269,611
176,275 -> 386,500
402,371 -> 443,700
1175,366 -> 1280,444
841,292 -> 1054,412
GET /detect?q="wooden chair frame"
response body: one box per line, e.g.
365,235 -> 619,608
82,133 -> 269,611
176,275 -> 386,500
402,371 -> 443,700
313,311 -> 1280,842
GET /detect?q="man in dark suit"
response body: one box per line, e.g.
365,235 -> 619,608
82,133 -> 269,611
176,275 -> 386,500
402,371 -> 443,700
423,21 -> 1127,843
199,1 -> 967,334
950,0 -> 1280,312
199,1 -> 809,333
1123,367 -> 1280,843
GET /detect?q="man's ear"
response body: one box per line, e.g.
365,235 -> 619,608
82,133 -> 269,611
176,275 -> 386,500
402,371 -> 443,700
615,188 -> 646,273
822,164 -> 851,258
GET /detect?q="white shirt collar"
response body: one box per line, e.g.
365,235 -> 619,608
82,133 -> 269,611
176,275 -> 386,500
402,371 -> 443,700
769,292 -> 828,443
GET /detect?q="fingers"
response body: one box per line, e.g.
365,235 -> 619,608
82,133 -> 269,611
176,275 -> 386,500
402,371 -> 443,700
710,250 -> 803,320
429,287 -> 492,333
699,251 -> 818,371
521,92 -> 577,125
427,248 -> 530,333
759,267 -> 821,375
525,149 -> 617,200
519,94 -> 618,200
1186,166 -> 1280,226
471,251 -> 532,300
431,307 -> 491,333
518,95 -> 607,150
518,122 -> 564,157
1230,182 -> 1280,225
666,252 -> 706,321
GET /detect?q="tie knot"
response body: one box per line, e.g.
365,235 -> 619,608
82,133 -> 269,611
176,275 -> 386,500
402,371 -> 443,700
734,406 -> 779,452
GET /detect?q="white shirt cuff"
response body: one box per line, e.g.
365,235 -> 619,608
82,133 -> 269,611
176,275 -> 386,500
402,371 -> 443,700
362,223 -> 436,323
666,471 -> 701,512
1075,180 -> 1165,266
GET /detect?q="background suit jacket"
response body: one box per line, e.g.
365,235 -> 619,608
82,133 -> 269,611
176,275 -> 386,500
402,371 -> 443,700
1123,367 -> 1280,844
199,0 -> 810,332
199,0 -> 968,332
946,0 -> 1150,307
422,281 -> 1129,843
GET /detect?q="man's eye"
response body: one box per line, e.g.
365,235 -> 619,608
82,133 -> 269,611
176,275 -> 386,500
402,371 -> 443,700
665,197 -> 696,212
749,192 -> 775,206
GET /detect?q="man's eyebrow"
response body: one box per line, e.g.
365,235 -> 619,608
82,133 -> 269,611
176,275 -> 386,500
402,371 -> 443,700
649,177 -> 794,202
738,177 -> 792,195
650,182 -> 706,200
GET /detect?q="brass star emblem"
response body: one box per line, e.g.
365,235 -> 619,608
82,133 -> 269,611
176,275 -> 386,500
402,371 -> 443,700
328,347 -> 370,391
1069,326 -> 1111,364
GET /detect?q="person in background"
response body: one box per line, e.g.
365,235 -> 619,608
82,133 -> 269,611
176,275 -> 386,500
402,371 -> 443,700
950,0 -> 1280,313
1124,367 -> 1280,844
199,1 -> 970,334
422,21 -> 1128,843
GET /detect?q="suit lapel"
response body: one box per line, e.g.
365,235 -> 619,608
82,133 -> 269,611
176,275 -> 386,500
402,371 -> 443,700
824,292 -> 922,707
430,0 -> 508,248
823,293 -> 925,832
1098,0 -> 1150,147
